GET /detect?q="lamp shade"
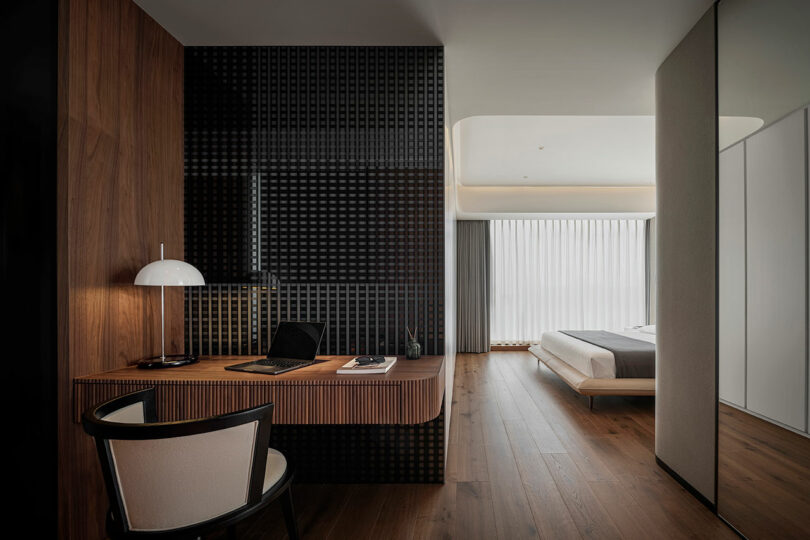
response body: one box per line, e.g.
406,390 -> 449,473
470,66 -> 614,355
134,259 -> 205,286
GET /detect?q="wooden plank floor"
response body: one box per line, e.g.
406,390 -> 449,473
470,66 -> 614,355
718,403 -> 810,539
217,352 -> 735,539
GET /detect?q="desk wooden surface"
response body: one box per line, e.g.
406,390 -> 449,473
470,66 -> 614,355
74,355 -> 444,425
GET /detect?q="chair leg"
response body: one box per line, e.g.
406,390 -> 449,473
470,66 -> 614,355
281,486 -> 300,540
588,396 -> 594,410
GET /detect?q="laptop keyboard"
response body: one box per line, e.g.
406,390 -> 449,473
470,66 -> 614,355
225,356 -> 315,375
255,358 -> 310,369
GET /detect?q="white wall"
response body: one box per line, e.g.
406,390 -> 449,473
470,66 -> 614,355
719,107 -> 809,433
746,109 -> 807,431
718,142 -> 746,407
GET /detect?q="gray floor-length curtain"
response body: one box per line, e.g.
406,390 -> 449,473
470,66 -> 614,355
457,220 -> 490,352
646,217 -> 657,324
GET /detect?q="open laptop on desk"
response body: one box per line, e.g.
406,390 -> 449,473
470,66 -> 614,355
225,321 -> 325,375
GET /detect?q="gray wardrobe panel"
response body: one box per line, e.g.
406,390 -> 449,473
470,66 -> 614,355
746,109 -> 807,431
719,142 -> 746,407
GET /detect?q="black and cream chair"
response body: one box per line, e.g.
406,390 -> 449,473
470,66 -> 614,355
82,388 -> 299,539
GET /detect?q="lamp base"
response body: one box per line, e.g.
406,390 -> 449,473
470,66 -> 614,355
137,354 -> 199,369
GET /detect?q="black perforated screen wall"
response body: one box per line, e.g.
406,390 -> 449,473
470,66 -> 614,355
184,47 -> 444,356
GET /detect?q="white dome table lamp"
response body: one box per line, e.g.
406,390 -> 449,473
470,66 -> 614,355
134,242 -> 205,369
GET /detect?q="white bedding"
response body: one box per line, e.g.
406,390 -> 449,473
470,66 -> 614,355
539,330 -> 656,379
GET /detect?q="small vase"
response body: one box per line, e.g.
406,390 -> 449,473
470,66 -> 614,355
406,338 -> 421,360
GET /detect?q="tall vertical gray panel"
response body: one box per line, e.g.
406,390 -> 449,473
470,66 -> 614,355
456,220 -> 490,353
746,109 -> 806,431
655,6 -> 717,503
718,142 -> 746,407
645,217 -> 657,325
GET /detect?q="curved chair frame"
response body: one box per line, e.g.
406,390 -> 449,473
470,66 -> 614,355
82,388 -> 299,539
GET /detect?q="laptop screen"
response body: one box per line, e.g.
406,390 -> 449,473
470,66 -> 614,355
267,321 -> 325,360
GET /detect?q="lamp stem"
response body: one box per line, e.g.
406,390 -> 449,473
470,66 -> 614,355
160,243 -> 165,361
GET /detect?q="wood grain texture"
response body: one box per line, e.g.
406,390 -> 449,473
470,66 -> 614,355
718,403 -> 810,539
57,0 -> 183,538
207,352 -> 736,540
74,356 -> 445,425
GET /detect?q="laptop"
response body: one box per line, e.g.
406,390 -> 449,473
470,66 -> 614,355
225,321 -> 326,375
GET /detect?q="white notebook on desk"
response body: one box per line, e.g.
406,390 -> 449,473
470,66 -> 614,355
337,356 -> 397,374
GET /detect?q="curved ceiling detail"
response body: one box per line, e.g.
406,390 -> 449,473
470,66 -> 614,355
718,116 -> 765,150
454,115 -> 655,187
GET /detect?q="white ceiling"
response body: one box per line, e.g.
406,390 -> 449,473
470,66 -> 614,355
451,114 -> 767,187
136,0 -> 713,124
455,116 -> 655,186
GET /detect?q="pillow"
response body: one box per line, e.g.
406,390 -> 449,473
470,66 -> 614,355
639,325 -> 656,334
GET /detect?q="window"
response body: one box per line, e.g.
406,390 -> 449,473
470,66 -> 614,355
490,219 -> 647,345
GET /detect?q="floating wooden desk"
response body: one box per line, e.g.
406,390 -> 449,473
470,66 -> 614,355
75,355 -> 447,483
74,355 -> 444,425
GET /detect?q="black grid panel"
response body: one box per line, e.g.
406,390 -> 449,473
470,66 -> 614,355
184,47 -> 444,355
270,398 -> 445,483
184,281 -> 443,357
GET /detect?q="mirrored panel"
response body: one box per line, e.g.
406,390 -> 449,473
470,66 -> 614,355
718,0 -> 810,537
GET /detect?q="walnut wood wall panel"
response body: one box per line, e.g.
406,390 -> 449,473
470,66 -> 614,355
56,1 -> 183,538
184,47 -> 445,356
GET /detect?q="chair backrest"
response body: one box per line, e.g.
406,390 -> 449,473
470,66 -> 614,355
82,388 -> 274,534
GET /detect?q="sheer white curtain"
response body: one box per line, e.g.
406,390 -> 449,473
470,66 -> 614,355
490,219 -> 647,345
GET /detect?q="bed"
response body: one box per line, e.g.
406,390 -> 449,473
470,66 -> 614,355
528,326 -> 656,409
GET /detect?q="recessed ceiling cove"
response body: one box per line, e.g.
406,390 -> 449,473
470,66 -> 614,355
454,115 -> 655,186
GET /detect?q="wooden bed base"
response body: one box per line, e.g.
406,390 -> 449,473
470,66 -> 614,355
528,345 -> 655,410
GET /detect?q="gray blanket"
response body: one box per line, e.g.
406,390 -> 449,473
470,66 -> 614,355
560,330 -> 655,378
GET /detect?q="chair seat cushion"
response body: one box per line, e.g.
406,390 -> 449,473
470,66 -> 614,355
263,448 -> 287,492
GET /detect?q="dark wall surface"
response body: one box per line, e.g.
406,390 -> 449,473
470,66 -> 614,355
184,46 -> 445,356
0,2 -> 58,536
